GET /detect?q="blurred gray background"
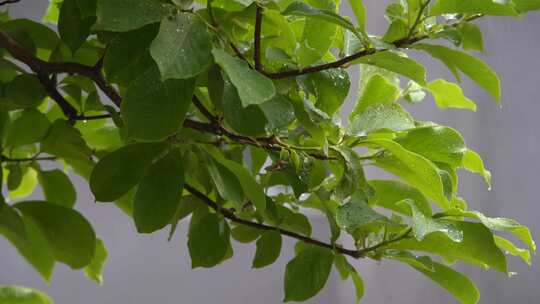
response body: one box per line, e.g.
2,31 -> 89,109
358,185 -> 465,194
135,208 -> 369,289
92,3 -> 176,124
1,0 -> 539,303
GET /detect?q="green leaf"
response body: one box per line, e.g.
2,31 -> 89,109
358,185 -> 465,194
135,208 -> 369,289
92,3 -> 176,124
0,285 -> 54,304
103,24 -> 159,86
390,221 -> 507,273
430,0 -> 519,16
133,149 -> 185,233
336,193 -> 394,231
461,149 -> 491,186
441,209 -> 536,253
397,125 -> 467,167
4,109 -> 50,148
0,205 -> 55,281
206,146 -> 266,212
95,0 -> 175,32
41,120 -> 93,160
513,0 -> 540,13
84,238 -> 108,285
231,225 -> 260,243
427,79 -> 477,111
282,2 -> 358,35
150,13 -> 213,80
212,49 -> 276,107
122,64 -> 196,141
259,95 -> 296,130
90,142 -> 166,202
4,75 -> 47,109
360,138 -> 450,209
283,246 -> 334,302
369,180 -> 432,216
350,73 -> 399,119
386,251 -> 480,304
494,235 -> 531,265
58,0 -> 95,52
414,44 -> 501,101
357,51 -> 427,86
349,103 -> 415,136
460,23 -> 484,52
252,229 -> 282,269
15,201 -> 96,269
303,68 -> 351,116
38,169 -> 77,208
188,213 -> 231,268
399,199 -> 463,242
347,0 -> 366,31
205,156 -> 245,205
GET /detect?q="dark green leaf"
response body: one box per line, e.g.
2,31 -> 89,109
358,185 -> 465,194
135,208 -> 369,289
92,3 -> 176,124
41,120 -> 93,160
231,225 -> 260,243
95,0 -> 175,32
4,75 -> 47,109
90,143 -> 166,202
122,65 -> 196,141
133,149 -> 184,233
58,0 -> 95,52
252,229 -> 282,269
4,109 -> 50,148
336,193 -> 394,231
284,246 -> 334,302
15,201 -> 96,269
150,13 -> 213,79
188,213 -> 230,268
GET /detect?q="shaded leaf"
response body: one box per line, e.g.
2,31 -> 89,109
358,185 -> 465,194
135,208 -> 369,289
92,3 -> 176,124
252,229 -> 282,268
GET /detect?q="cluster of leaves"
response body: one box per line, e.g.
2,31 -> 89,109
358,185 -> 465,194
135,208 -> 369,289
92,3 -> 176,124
0,0 -> 538,303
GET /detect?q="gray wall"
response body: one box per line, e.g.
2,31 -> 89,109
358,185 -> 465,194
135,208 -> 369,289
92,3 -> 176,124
1,1 -> 539,303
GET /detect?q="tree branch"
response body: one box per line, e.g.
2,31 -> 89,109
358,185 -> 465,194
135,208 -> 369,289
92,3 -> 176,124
36,73 -> 79,121
185,184 -> 411,259
0,30 -> 122,107
254,5 -> 264,71
407,0 -> 432,38
266,14 -> 483,79
0,155 -> 57,163
0,0 -> 20,6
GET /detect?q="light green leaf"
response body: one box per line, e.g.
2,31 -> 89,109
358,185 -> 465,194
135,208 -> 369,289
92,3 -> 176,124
387,251 -> 480,304
369,180 -> 432,216
336,193 -> 394,231
427,79 -> 477,111
350,74 -> 399,119
15,201 -> 96,269
188,213 -> 231,268
461,149 -> 492,186
150,13 -> 213,80
252,229 -> 282,269
360,138 -> 450,209
282,2 -> 358,35
347,0 -> 366,31
441,209 -> 535,253
460,23 -> 484,52
90,142 -> 166,202
122,65 -> 196,141
513,0 -> 540,13
205,146 -> 266,212
494,235 -> 531,265
390,221 -> 507,273
414,44 -> 501,101
38,169 -> 77,208
397,125 -> 467,167
0,285 -> 54,304
430,0 -> 519,16
399,199 -> 463,242
284,246 -> 334,302
357,51 -> 427,86
349,103 -> 415,136
4,109 -> 50,148
134,149 -> 184,233
95,0 -> 175,32
84,238 -> 108,285
212,49 -> 276,107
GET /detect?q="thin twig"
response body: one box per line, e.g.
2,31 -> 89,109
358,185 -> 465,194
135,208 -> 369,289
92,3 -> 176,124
266,14 -> 483,79
254,5 -> 264,71
185,184 -> 411,259
407,0 -> 433,38
0,155 -> 57,163
0,0 -> 20,6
